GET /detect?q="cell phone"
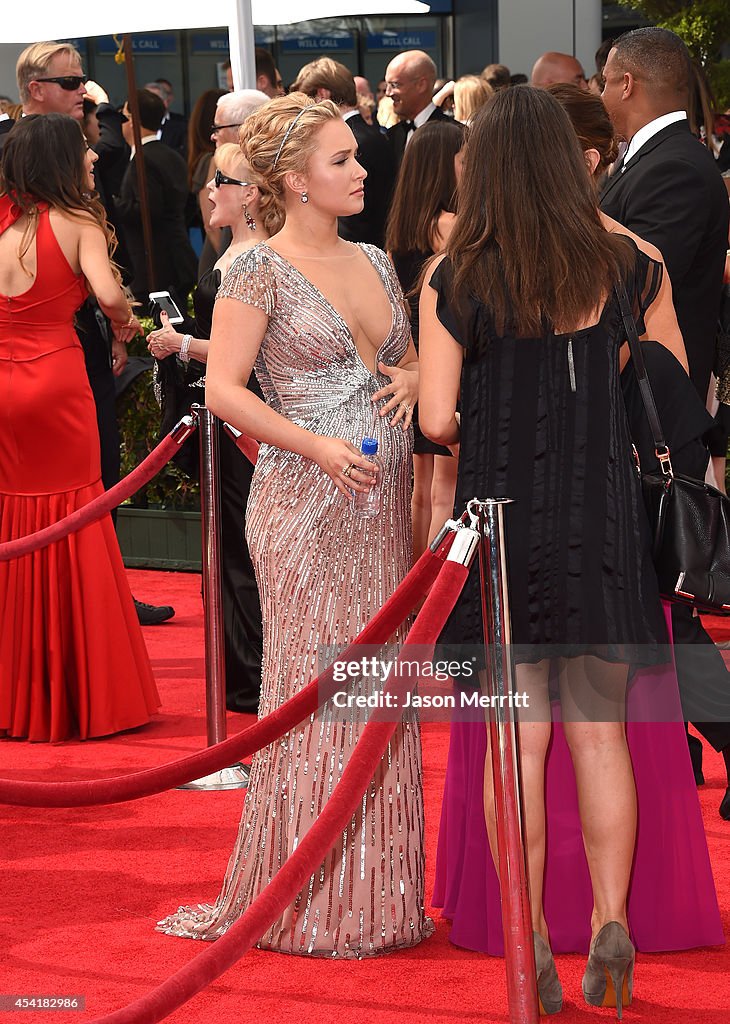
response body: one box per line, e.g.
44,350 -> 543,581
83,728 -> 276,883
149,290 -> 184,324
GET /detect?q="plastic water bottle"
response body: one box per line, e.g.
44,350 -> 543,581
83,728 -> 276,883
352,437 -> 383,518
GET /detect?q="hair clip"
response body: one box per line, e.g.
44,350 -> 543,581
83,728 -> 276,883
272,105 -> 315,168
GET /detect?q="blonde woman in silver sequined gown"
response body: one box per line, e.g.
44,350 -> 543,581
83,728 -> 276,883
157,96 -> 432,957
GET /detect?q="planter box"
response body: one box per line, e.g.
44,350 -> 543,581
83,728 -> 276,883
117,507 -> 202,571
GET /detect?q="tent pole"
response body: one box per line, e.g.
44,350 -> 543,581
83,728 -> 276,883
229,0 -> 257,89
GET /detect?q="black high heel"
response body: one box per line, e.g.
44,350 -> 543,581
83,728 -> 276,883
533,932 -> 563,1015
582,921 -> 635,1020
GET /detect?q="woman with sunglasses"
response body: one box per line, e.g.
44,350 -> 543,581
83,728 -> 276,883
147,143 -> 275,712
0,113 -> 159,741
148,145 -> 274,366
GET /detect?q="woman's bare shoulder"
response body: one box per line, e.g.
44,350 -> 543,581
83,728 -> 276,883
49,207 -> 103,237
600,211 -> 664,265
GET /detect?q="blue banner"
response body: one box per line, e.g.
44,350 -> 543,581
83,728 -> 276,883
96,35 -> 177,56
281,35 -> 355,54
191,34 -> 230,55
367,31 -> 437,52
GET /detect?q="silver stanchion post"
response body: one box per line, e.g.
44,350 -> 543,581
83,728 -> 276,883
473,498 -> 539,1024
179,404 -> 249,791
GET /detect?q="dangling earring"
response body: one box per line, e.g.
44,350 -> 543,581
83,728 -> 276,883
243,204 -> 256,231
300,191 -> 309,204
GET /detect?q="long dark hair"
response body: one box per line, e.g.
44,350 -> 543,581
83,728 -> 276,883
446,87 -> 634,337
187,88 -> 226,188
546,83 -> 618,175
0,113 -> 117,274
386,120 -> 464,255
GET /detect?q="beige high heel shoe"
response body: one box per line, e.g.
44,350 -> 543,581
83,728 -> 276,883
581,921 -> 635,1020
533,932 -> 563,1015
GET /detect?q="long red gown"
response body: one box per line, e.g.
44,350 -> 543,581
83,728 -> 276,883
0,197 -> 159,742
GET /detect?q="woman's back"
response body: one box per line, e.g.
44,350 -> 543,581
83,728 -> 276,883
431,240 -> 668,660
0,201 -> 87,359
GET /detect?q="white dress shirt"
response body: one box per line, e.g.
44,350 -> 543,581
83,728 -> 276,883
622,111 -> 687,170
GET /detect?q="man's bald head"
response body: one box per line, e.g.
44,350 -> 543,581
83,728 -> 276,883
385,49 -> 438,120
531,52 -> 588,92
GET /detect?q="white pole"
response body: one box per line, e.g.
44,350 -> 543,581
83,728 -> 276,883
230,0 -> 257,89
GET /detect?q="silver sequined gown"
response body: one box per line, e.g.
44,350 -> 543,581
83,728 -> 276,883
158,242 -> 433,957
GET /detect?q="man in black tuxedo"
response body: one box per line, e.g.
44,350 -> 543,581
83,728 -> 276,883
600,28 -> 728,400
116,89 -> 197,310
145,79 -> 188,157
600,27 -> 730,817
292,57 -> 396,248
384,49 -> 450,170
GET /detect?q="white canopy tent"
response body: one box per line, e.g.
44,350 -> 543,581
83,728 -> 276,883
2,1 -> 431,88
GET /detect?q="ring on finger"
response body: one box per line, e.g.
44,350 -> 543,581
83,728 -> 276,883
342,464 -> 354,478
400,402 -> 411,413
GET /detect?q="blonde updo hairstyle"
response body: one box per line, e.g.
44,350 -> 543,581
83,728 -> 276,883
214,141 -> 282,235
238,93 -> 342,217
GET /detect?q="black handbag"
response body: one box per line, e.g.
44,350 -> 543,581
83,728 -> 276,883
617,279 -> 730,614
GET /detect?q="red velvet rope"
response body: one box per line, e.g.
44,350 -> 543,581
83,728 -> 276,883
0,420 -> 197,562
89,558 -> 471,1024
0,533 -> 456,807
233,433 -> 259,465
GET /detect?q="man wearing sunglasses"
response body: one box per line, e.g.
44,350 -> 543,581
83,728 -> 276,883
17,41 -> 88,122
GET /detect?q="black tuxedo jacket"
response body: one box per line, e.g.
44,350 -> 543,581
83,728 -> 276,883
116,140 -> 197,304
387,105 -> 451,170
160,111 -> 188,157
339,113 -> 396,248
600,120 -> 729,398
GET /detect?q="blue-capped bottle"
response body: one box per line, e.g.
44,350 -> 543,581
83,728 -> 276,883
352,437 -> 383,518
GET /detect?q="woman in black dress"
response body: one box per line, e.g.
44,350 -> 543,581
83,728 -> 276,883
418,87 -> 688,1016
386,120 -> 463,557
147,143 -> 279,712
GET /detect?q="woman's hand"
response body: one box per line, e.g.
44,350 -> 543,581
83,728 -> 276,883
310,436 -> 379,499
372,360 -> 418,430
111,338 -> 128,376
147,311 -> 184,359
111,314 -> 143,344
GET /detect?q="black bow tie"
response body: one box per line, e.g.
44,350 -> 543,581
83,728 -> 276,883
404,120 -> 416,133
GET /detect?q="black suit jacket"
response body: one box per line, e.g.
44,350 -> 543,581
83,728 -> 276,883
339,113 -> 396,248
160,111 -> 188,158
600,120 -> 729,399
116,140 -> 197,305
387,105 -> 451,170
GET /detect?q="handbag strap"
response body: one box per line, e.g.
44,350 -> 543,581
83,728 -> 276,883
614,277 -> 673,476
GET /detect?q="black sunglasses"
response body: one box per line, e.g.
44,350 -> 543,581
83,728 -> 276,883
214,169 -> 250,188
34,75 -> 88,91
210,122 -> 243,135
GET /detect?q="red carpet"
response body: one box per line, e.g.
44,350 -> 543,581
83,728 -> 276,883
2,570 -> 729,1023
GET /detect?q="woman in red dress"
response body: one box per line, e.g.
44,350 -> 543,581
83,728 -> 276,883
0,114 -> 159,742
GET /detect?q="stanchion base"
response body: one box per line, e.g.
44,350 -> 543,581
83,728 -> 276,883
178,763 -> 250,791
